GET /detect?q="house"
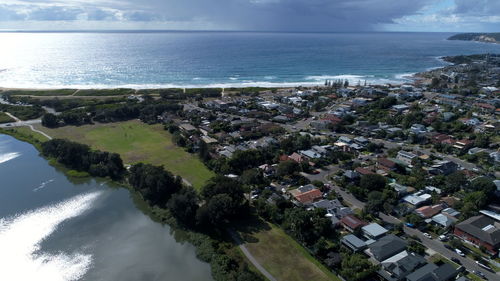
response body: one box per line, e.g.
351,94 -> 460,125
344,170 -> 360,180
341,234 -> 367,252
362,223 -> 389,240
367,234 -> 407,262
397,151 -> 418,166
341,214 -> 367,232
429,161 -> 458,175
454,215 -> 500,255
299,149 -> 322,159
390,183 -> 410,197
415,205 -> 443,218
405,263 -> 457,281
289,152 -> 307,163
392,104 -> 410,113
378,158 -> 397,172
378,251 -> 427,281
403,192 -> 432,207
355,167 -> 375,176
441,207 -> 460,218
179,123 -> 197,134
410,124 -> 427,135
293,189 -> 323,205
431,214 -> 455,228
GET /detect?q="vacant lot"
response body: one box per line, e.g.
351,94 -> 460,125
237,220 -> 339,281
36,120 -> 214,188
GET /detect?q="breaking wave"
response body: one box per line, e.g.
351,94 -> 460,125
0,191 -> 102,281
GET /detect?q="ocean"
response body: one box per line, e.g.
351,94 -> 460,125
0,31 -> 499,89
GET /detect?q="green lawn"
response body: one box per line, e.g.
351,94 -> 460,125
0,112 -> 15,123
237,220 -> 340,281
36,120 -> 214,188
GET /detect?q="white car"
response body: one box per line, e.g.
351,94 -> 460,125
455,249 -> 465,257
423,233 -> 432,239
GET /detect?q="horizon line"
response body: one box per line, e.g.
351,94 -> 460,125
0,29 -> 476,34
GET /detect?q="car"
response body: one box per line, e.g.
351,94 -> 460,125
438,235 -> 448,241
444,244 -> 453,250
405,223 -> 415,228
423,233 -> 432,239
455,249 -> 465,257
473,270 -> 486,279
476,261 -> 493,272
450,257 -> 461,264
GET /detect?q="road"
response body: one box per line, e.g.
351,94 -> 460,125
331,183 -> 499,280
0,112 -> 51,139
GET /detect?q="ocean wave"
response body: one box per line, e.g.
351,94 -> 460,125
394,73 -> 416,80
33,179 -> 55,192
0,74 -> 412,90
0,191 -> 102,281
0,152 -> 21,164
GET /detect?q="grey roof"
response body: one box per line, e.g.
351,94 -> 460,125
432,214 -> 454,228
406,263 -> 457,281
455,215 -> 500,246
341,234 -> 366,250
313,199 -> 343,210
298,184 -> 316,193
362,223 -> 389,238
368,234 -> 407,261
380,251 -> 426,281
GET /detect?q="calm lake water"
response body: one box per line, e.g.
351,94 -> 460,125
0,134 -> 213,281
1,32 -> 500,89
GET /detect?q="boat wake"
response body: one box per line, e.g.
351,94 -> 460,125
0,191 -> 102,281
0,152 -> 21,164
33,179 -> 56,192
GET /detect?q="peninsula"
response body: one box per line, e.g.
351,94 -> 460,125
448,33 -> 500,44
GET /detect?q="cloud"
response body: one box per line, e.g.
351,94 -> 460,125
0,0 -> 497,31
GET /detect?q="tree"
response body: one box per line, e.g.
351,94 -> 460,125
469,177 -> 496,196
408,240 -> 425,255
360,174 -> 386,191
365,191 -> 384,213
240,169 -> 265,186
282,208 -> 330,246
167,187 -> 199,226
340,254 -> 378,281
444,171 -> 468,194
41,113 -> 59,128
276,160 -> 301,177
198,139 -> 210,162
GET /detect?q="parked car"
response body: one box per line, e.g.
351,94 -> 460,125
405,223 -> 415,228
472,270 -> 486,279
444,244 -> 453,250
455,249 -> 465,257
438,235 -> 447,241
450,257 -> 461,264
423,233 -> 432,239
476,261 -> 493,272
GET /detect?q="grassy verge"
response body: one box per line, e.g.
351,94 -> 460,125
0,112 -> 15,123
35,120 -> 214,189
74,88 -> 136,96
0,127 -> 47,150
236,218 -> 340,281
2,89 -> 76,96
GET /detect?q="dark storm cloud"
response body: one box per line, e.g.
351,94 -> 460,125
135,0 -> 434,31
0,0 -> 498,31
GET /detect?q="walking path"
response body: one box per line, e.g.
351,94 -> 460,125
228,229 -> 278,281
3,112 -> 52,140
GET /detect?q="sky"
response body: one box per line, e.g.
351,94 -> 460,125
0,0 -> 498,32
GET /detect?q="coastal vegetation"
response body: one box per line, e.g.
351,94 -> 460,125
0,112 -> 15,123
0,104 -> 45,120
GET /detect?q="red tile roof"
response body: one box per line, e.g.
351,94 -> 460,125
341,214 -> 367,230
416,204 -> 443,218
355,167 -> 375,176
294,189 -> 323,204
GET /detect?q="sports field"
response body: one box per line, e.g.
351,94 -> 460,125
36,120 -> 214,188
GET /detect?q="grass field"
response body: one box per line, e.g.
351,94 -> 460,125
0,112 -> 15,123
36,120 -> 214,188
2,89 -> 76,96
237,220 -> 340,281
